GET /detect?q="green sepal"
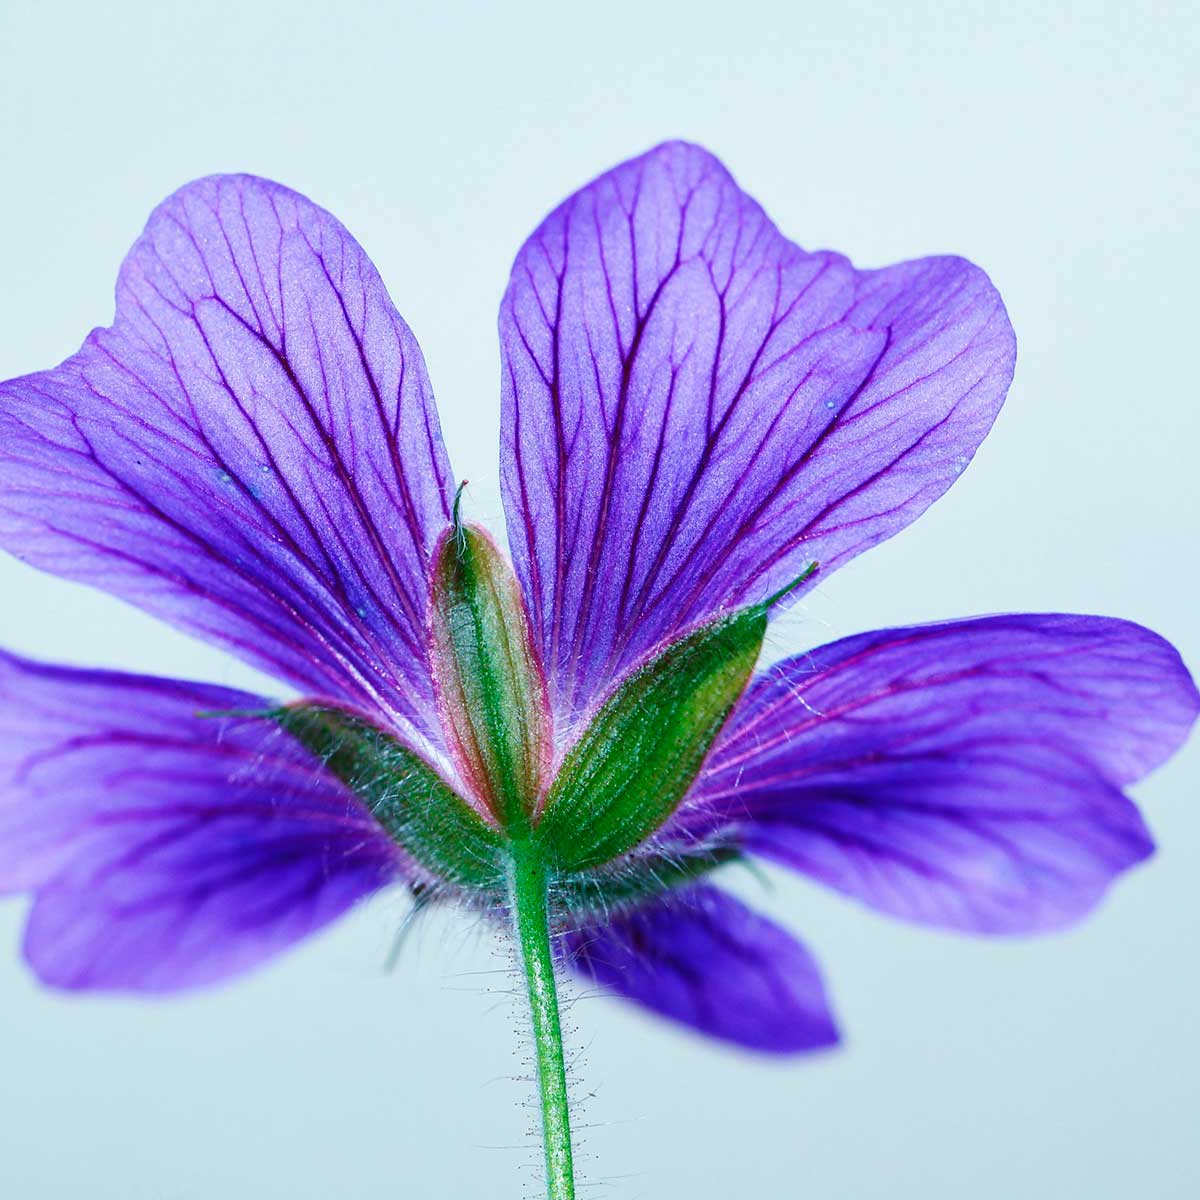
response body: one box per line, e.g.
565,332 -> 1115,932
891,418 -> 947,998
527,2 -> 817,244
272,704 -> 505,891
537,606 -> 768,872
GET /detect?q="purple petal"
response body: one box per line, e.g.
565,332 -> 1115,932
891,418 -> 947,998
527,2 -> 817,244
0,650 -> 400,991
687,615 -> 1198,934
0,176 -> 454,744
561,885 -> 839,1053
500,141 -> 1015,729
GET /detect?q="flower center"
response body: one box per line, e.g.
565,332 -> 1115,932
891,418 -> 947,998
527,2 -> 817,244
275,507 -> 813,902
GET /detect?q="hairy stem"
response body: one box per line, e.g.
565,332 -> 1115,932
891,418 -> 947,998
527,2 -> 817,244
507,841 -> 576,1200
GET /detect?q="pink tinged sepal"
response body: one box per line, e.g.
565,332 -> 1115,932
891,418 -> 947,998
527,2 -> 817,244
428,502 -> 551,826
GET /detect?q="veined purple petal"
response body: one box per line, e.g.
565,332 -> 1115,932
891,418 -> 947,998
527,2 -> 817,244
500,141 -> 1015,731
687,615 -> 1198,934
561,885 -> 839,1053
0,651 -> 400,991
0,176 -> 454,745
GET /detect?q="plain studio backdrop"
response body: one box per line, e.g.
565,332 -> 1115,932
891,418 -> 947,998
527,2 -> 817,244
0,2 -> 1196,1197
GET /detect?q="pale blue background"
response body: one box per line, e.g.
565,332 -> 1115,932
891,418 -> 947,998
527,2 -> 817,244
1,1 -> 1197,1196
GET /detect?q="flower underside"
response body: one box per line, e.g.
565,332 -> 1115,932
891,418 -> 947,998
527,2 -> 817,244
3,139 -> 1198,1200
0,139 -> 1194,1058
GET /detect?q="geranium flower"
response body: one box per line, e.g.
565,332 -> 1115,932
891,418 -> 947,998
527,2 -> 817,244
1,142 -> 1194,1198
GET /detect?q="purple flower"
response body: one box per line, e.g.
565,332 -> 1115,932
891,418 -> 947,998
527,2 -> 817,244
0,141 -> 1195,1065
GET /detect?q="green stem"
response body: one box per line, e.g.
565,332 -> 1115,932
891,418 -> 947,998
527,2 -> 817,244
507,840 -> 576,1200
